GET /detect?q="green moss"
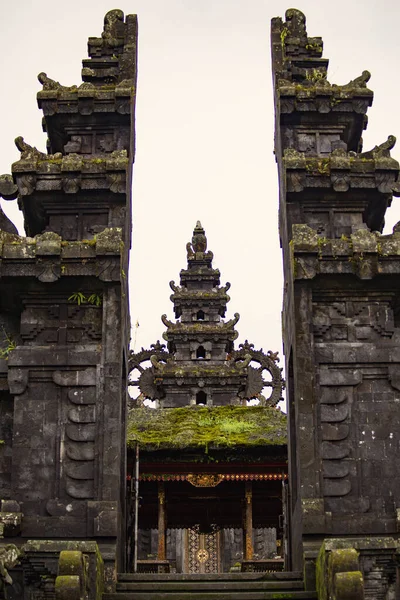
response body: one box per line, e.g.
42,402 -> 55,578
55,575 -> 80,595
289,239 -> 297,277
81,237 -> 97,247
317,236 -> 328,258
292,257 -> 299,278
0,329 -> 16,360
305,43 -> 322,53
280,27 -> 289,51
37,158 -> 62,166
59,550 -> 83,576
127,405 -> 287,451
95,544 -> 104,600
305,69 -> 326,83
335,571 -> 363,597
316,542 -> 327,600
305,158 -> 330,175
329,548 -> 359,576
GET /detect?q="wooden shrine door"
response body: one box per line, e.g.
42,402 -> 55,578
186,526 -> 221,573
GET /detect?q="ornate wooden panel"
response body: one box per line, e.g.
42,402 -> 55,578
186,525 -> 220,574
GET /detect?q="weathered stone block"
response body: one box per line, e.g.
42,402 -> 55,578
55,575 -> 81,600
36,232 -> 62,255
334,571 -> 364,600
53,368 -> 96,387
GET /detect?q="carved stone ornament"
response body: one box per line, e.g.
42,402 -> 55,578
185,220 -> 213,261
191,220 -> 207,252
0,544 -> 20,589
231,341 -> 285,406
187,474 -> 223,487
0,175 -> 18,200
14,136 -> 62,161
340,70 -> 371,89
359,135 -> 396,159
38,72 -> 78,92
128,342 -> 169,402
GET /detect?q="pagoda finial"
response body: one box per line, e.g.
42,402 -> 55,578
184,221 -> 214,268
191,221 -> 207,253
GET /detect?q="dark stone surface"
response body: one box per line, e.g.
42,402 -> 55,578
0,9 -> 137,595
272,8 -> 400,591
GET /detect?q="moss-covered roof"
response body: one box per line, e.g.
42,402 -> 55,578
127,405 -> 287,451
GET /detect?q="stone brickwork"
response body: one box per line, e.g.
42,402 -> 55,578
271,7 -> 400,593
0,9 -> 137,595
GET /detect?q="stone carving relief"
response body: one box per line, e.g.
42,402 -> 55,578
53,368 -> 97,500
313,301 -> 394,342
20,302 -> 102,345
315,296 -> 400,514
319,385 -> 353,499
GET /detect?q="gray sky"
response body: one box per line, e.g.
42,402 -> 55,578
1,1 -> 399,402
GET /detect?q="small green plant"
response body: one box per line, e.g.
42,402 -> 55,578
68,292 -> 103,306
0,329 -> 16,360
87,293 -> 103,307
68,292 -> 87,305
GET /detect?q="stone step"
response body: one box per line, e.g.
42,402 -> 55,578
116,580 -> 305,592
104,572 -> 316,600
117,571 -> 303,582
104,592 -> 318,600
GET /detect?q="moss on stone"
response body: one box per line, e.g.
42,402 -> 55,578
329,548 -> 359,578
334,571 -> 364,598
55,575 -> 80,599
316,542 -> 327,600
58,550 -> 83,576
95,544 -> 104,600
127,405 -> 287,451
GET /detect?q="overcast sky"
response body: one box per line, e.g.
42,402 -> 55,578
1,1 -> 399,401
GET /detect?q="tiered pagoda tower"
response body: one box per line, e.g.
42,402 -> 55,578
130,221 -> 284,410
272,8 -> 400,596
128,224 -> 286,574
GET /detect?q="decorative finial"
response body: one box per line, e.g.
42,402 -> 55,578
102,9 -> 125,44
285,8 -> 306,35
360,135 -> 397,159
192,221 -> 207,253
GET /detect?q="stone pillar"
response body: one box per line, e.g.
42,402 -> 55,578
157,482 -> 166,561
244,482 -> 253,560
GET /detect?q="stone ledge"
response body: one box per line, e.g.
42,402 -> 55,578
0,228 -> 122,259
291,224 -> 400,279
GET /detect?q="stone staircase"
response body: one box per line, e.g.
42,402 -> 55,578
103,571 -> 318,599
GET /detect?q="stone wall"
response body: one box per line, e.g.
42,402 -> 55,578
0,10 -> 137,594
271,9 -> 400,592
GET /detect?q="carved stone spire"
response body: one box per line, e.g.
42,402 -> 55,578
191,220 -> 207,253
129,224 -> 284,408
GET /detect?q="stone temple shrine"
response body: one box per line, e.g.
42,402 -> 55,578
0,7 -> 398,600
